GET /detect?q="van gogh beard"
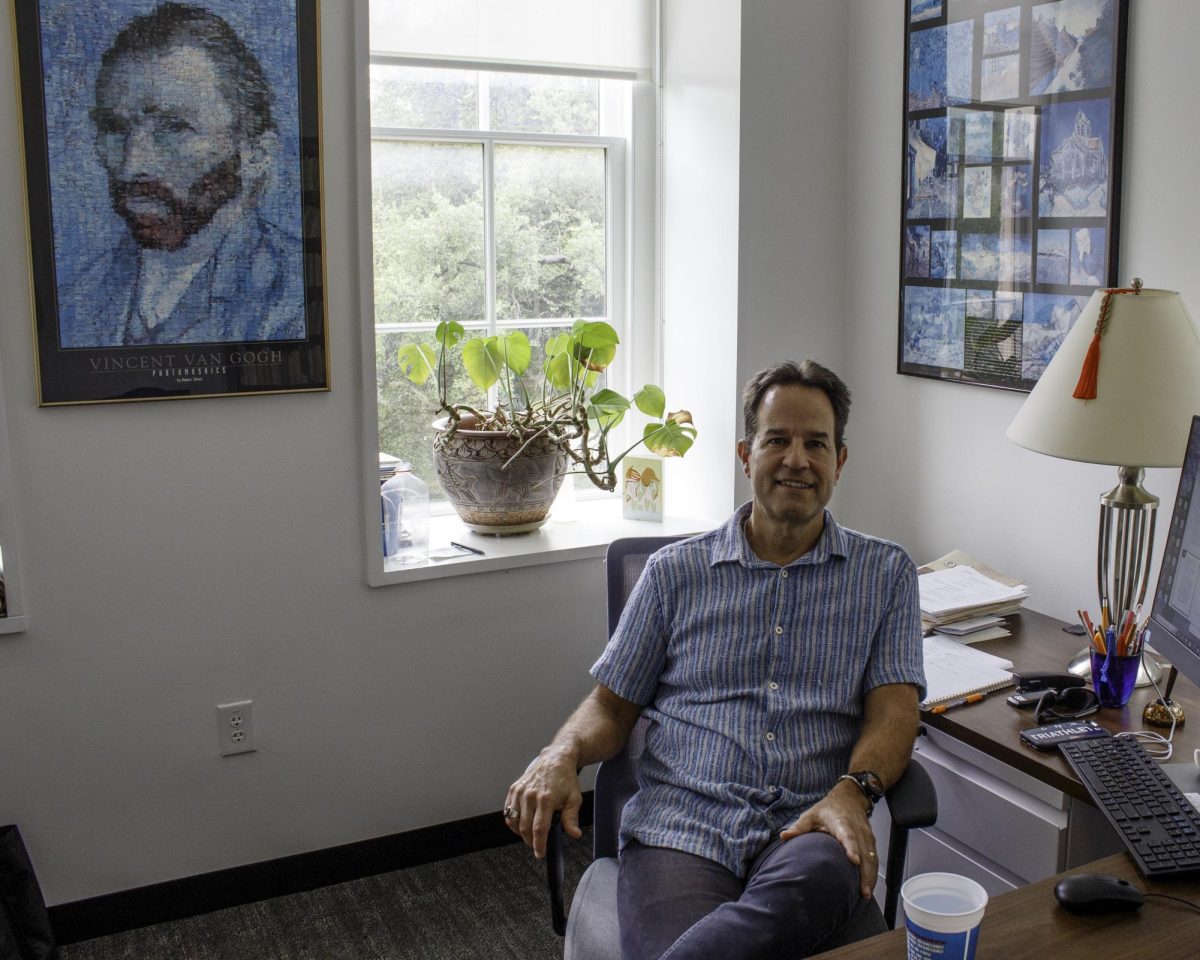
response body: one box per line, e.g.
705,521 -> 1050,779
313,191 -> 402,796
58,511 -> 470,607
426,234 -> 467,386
110,156 -> 243,252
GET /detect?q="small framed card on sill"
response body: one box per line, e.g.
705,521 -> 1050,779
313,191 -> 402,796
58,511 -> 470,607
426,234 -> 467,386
622,456 -> 663,522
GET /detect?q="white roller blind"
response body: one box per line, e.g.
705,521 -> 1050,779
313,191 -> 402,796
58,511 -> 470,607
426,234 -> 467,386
369,0 -> 654,77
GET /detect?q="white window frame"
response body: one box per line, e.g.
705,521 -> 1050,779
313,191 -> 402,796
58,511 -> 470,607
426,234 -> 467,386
355,14 -> 677,586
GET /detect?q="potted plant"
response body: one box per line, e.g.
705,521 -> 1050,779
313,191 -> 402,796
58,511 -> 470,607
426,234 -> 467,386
397,319 -> 696,533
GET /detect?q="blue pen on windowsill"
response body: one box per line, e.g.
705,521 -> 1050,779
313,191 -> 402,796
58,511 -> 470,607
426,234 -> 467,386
450,540 -> 486,556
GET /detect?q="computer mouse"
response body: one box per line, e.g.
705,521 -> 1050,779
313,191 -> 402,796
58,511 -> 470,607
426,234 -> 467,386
1054,873 -> 1145,915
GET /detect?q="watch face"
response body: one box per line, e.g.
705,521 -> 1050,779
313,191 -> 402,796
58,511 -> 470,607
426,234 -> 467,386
858,771 -> 885,799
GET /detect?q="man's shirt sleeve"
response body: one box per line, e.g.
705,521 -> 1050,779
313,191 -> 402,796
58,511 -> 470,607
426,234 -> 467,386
863,550 -> 926,701
591,553 -> 672,706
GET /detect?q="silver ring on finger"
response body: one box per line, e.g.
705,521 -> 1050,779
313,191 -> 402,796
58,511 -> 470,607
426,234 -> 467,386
503,805 -> 518,819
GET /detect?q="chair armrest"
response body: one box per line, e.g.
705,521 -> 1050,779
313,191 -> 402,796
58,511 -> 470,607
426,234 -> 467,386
546,812 -> 567,936
881,757 -> 937,928
883,757 -> 937,830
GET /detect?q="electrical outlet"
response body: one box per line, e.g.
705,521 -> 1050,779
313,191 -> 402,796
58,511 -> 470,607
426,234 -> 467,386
216,700 -> 256,757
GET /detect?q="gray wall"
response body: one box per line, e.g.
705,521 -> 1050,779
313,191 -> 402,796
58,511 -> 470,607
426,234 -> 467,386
3,0 -> 1198,908
840,0 -> 1200,621
0,3 -> 608,904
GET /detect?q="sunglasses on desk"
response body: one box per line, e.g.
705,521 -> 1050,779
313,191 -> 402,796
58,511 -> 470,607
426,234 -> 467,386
1034,686 -> 1100,724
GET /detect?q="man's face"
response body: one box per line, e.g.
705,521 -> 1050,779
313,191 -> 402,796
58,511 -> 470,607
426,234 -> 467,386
737,385 -> 847,543
93,44 -> 244,251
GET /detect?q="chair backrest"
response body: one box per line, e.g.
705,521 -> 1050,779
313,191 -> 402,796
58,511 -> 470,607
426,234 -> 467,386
593,536 -> 684,859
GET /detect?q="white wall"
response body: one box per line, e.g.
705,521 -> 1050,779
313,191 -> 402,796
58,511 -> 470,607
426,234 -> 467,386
737,0 -> 849,512
0,2 -> 607,904
841,0 -> 1200,624
5,0 -> 1195,908
661,0 -> 742,517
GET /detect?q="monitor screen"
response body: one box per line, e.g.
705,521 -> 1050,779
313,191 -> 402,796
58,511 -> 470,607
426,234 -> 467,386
1148,414 -> 1200,689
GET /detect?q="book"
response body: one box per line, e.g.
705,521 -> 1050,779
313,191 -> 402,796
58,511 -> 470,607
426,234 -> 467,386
934,624 -> 1011,644
921,634 -> 1016,709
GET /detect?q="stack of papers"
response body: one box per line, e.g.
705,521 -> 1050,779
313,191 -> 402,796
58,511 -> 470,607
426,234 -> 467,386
918,550 -> 1028,640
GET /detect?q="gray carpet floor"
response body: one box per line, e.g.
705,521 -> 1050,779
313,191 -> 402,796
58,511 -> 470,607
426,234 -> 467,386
58,833 -> 592,960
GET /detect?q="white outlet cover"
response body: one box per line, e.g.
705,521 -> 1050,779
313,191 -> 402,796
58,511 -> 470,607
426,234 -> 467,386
216,700 -> 256,757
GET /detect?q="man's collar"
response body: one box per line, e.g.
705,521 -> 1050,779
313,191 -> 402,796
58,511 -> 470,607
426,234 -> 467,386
710,503 -> 849,567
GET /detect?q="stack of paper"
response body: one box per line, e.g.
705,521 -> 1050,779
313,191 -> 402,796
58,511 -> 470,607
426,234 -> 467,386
918,550 -> 1028,640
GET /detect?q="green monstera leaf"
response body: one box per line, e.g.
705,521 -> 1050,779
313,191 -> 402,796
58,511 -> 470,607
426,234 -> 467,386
643,413 -> 696,457
587,388 -> 631,429
396,343 -> 437,384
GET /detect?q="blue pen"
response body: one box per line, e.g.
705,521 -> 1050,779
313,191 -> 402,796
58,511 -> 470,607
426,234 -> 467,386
1105,626 -> 1116,650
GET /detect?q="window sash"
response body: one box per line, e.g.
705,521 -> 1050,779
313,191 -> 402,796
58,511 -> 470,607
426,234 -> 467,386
369,127 -> 627,392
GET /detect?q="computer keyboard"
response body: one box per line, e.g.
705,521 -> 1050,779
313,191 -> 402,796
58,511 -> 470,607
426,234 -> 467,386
1060,734 -> 1200,878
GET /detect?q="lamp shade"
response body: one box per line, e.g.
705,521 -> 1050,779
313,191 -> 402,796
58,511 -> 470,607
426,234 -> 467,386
1007,288 -> 1200,467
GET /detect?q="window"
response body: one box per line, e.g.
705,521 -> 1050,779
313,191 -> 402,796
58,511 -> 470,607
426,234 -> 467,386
368,63 -> 634,503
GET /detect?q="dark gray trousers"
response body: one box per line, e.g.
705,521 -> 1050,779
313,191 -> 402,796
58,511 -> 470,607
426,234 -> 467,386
617,833 -> 861,960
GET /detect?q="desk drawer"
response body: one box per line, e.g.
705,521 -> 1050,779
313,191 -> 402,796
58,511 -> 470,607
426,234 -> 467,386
905,827 -> 1020,903
914,734 -> 1067,881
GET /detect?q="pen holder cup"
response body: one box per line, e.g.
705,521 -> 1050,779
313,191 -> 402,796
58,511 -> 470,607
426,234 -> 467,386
1090,651 -> 1139,708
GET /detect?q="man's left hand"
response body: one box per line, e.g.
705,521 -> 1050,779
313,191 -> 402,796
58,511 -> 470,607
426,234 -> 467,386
780,780 -> 877,898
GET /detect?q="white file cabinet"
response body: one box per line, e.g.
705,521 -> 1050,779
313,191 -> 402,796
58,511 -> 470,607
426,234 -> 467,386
871,725 -> 1121,920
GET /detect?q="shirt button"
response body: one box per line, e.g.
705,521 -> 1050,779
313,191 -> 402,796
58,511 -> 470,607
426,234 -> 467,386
775,625 -> 783,635
767,784 -> 777,792
781,570 -> 789,578
769,681 -> 779,690
765,732 -> 775,741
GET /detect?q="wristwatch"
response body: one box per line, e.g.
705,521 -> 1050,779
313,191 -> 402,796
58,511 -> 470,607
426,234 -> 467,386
838,770 -> 885,816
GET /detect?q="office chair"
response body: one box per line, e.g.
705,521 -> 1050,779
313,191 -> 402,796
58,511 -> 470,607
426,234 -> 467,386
546,535 -> 938,958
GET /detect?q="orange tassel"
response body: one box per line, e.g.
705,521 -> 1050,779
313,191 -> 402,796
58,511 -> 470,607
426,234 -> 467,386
1072,333 -> 1102,399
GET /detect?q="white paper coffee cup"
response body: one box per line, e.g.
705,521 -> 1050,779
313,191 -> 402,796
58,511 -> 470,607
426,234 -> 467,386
901,872 -> 988,960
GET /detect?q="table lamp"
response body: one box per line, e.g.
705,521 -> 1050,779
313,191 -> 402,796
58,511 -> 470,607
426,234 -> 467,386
1007,280 -> 1200,683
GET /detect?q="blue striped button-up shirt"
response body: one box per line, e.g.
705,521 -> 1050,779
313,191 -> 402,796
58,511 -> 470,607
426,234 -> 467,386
591,504 -> 925,877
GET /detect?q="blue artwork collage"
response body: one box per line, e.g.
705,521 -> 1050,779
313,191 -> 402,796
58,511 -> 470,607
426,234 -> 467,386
899,0 -> 1125,391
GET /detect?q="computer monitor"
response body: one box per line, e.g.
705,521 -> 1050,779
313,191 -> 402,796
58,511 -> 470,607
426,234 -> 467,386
1147,414 -> 1200,690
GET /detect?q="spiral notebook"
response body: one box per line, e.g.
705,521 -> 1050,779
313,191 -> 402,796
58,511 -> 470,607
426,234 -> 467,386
921,634 -> 1015,709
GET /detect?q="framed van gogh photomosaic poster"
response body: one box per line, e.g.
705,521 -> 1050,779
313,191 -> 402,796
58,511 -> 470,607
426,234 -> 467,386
899,0 -> 1128,392
12,0 -> 327,405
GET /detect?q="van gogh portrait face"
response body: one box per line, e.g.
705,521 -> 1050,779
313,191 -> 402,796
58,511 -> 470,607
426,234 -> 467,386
92,43 -> 245,252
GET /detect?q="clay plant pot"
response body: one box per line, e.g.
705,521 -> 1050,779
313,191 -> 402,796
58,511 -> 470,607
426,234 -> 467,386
432,417 -> 570,534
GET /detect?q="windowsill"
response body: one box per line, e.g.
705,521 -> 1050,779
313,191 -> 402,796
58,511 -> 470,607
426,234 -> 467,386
367,498 -> 717,586
0,615 -> 28,635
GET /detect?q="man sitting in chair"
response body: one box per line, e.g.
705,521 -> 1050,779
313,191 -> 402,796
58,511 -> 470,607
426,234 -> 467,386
505,360 -> 926,959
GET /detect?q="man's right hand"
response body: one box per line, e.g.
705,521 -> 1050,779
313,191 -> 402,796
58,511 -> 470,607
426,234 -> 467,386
504,746 -> 583,859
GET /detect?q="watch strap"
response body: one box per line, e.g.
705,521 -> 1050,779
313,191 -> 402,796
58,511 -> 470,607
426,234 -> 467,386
838,771 -> 884,815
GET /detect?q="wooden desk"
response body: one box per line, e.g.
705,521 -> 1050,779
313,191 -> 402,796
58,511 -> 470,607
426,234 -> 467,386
843,610 -> 1200,958
816,853 -> 1200,959
923,610 -> 1200,802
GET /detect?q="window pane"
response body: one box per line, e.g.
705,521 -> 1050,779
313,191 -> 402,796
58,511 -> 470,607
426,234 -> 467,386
488,72 -> 599,135
494,145 -> 607,321
370,65 -> 478,129
377,329 -> 489,500
371,141 -> 485,325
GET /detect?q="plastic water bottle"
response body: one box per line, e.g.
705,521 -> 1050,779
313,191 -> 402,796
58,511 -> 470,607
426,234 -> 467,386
381,462 -> 429,567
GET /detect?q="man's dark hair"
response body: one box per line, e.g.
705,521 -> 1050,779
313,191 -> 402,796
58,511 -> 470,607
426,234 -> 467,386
742,359 -> 852,450
97,2 -> 275,140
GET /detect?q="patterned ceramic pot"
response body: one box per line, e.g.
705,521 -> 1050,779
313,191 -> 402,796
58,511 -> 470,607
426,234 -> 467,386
432,418 -> 570,534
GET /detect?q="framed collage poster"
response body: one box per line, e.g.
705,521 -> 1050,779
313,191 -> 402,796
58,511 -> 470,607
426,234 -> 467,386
12,0 -> 328,405
899,0 -> 1128,391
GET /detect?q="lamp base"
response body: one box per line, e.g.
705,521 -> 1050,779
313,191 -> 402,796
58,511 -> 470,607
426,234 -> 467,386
1066,645 -> 1162,687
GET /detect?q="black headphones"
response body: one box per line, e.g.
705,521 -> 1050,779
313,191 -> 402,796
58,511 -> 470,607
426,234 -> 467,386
1034,686 -> 1100,724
